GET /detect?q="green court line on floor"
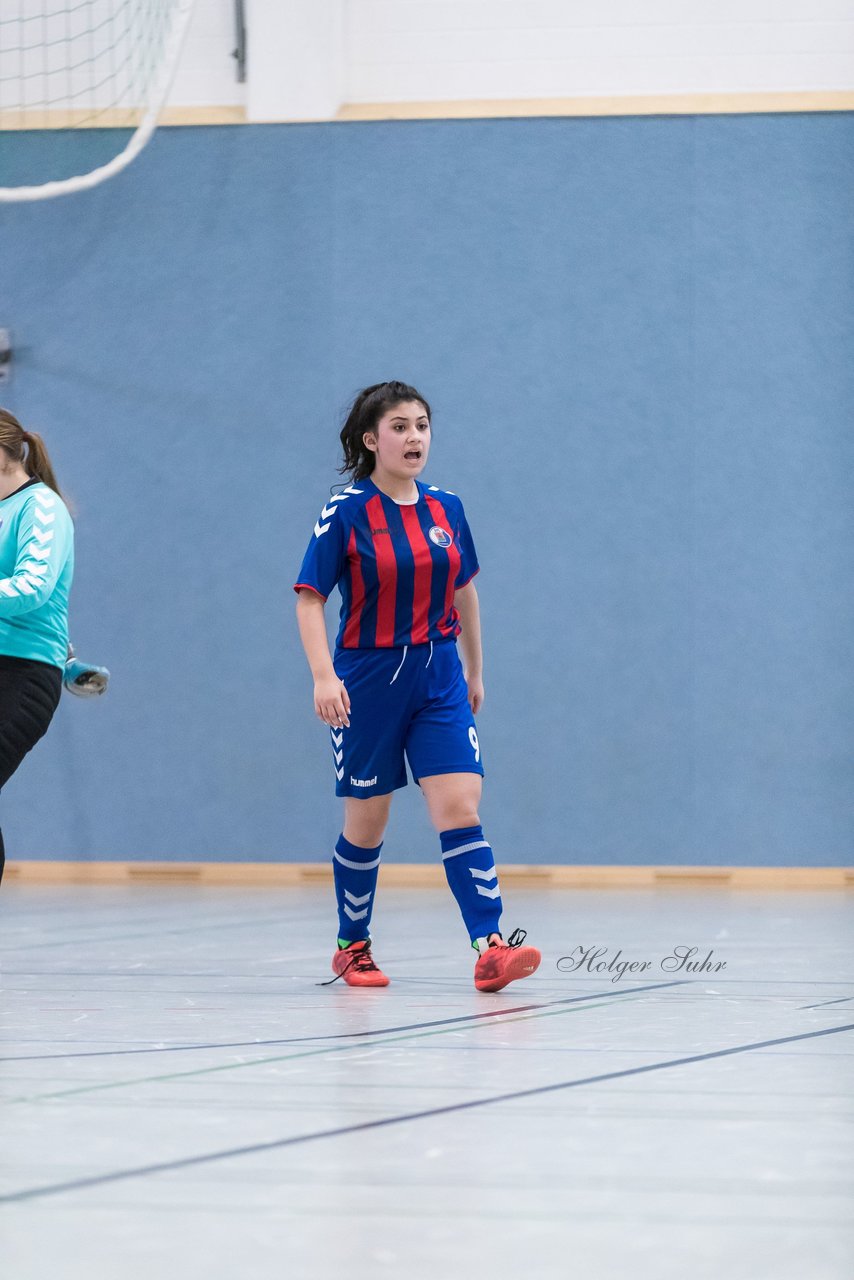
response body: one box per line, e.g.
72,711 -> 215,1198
9,992 -> 648,1105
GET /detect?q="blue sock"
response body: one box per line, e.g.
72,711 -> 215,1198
333,834 -> 382,943
440,825 -> 502,945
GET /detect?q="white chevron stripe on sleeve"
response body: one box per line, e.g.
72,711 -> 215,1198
34,505 -> 55,524
475,884 -> 502,899
315,485 -> 364,534
32,528 -> 53,545
0,581 -> 18,597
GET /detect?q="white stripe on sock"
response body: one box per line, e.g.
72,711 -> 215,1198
441,840 -> 489,861
334,850 -> 381,871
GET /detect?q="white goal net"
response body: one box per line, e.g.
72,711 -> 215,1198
0,0 -> 195,201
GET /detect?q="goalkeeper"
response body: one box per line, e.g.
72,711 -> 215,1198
0,409 -> 108,883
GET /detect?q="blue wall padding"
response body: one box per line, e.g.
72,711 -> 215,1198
0,114 -> 851,865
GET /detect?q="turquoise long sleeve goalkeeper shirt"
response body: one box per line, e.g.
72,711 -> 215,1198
0,479 -> 74,669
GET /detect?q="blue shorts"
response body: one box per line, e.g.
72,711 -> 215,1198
330,640 -> 484,798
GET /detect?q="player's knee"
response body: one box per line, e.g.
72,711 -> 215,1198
343,797 -> 391,847
435,805 -> 480,832
345,821 -> 387,847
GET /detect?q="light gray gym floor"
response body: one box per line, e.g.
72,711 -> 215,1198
1,881 -> 852,1280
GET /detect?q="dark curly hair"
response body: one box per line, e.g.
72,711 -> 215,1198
339,381 -> 431,481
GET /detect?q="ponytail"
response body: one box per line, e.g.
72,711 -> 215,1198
0,408 -> 64,499
21,430 -> 63,498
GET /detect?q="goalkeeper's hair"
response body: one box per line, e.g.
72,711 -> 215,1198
339,381 -> 431,481
0,408 -> 64,499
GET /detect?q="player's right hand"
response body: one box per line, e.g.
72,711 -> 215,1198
64,657 -> 110,697
314,675 -> 350,728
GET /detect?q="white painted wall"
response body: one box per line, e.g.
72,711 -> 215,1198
344,0 -> 854,103
3,1 -> 852,120
171,0 -> 245,108
244,0 -> 344,121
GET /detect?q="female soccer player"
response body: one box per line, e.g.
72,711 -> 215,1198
295,381 -> 541,992
0,408 -> 106,885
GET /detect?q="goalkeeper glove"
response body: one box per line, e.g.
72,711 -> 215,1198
64,645 -> 110,698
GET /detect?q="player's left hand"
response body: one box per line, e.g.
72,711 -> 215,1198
64,657 -> 110,697
466,676 -> 484,715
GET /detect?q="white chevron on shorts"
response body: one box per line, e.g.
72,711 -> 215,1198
344,890 -> 372,907
476,884 -> 502,899
330,728 -> 344,770
469,865 -> 498,883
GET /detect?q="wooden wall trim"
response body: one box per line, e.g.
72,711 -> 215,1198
335,91 -> 854,122
2,92 -> 851,133
5,861 -> 852,889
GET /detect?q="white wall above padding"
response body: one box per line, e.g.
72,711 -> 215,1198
145,0 -> 854,115
245,0 -> 345,121
344,0 -> 854,103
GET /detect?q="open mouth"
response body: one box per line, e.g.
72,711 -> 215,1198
404,449 -> 422,462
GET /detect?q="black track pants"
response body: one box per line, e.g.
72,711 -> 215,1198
0,655 -> 62,883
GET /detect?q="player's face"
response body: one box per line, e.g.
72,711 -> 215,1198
365,402 -> 431,478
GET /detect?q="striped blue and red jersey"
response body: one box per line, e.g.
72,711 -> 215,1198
294,476 -> 479,649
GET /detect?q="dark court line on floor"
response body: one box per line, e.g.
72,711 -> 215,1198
0,980 -> 687,1063
798,994 -> 854,1011
3,1020 -> 851,1205
0,912 -> 332,953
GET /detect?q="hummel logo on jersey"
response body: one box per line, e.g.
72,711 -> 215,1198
371,527 -> 390,536
350,775 -> 378,788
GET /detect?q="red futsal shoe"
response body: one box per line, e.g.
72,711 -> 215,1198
474,929 -> 541,993
330,939 -> 390,987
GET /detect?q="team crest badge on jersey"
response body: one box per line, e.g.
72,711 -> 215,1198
429,526 -> 452,548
